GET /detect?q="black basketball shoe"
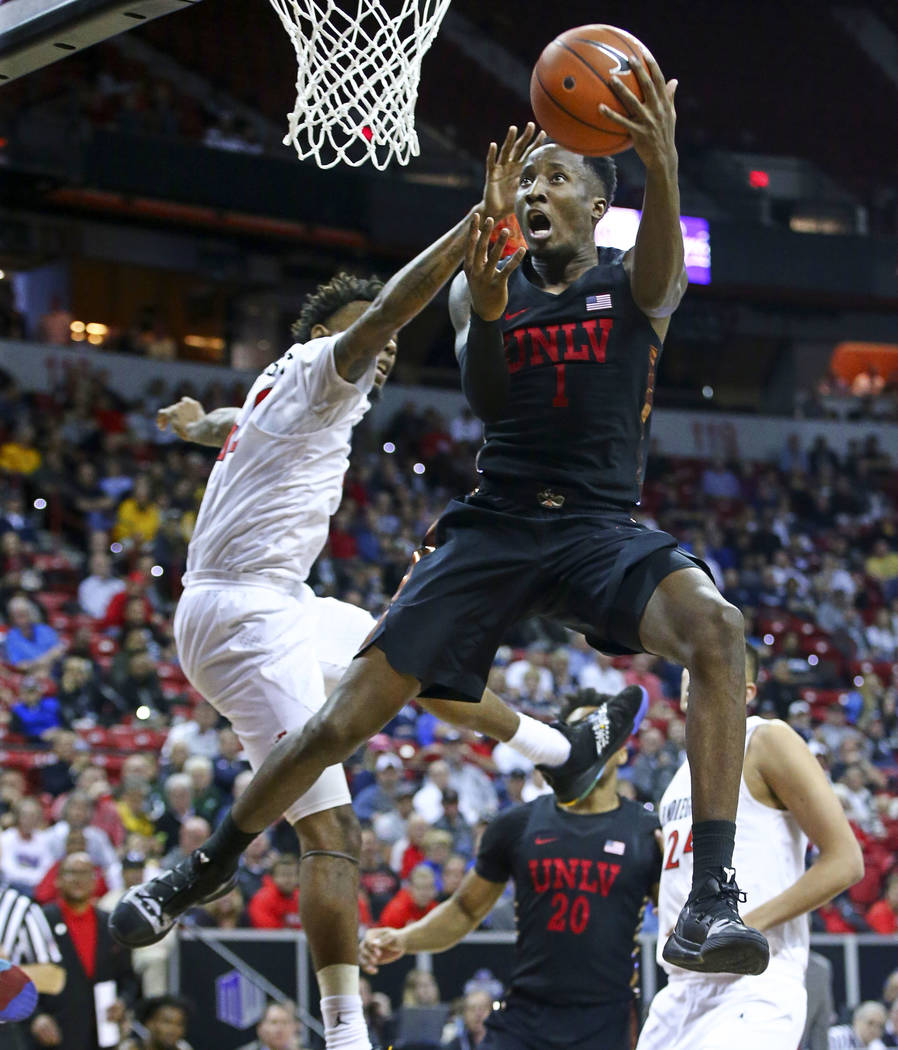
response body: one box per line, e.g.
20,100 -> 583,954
539,684 -> 649,805
109,850 -> 237,948
662,867 -> 770,975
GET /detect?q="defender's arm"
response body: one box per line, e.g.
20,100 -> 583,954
741,721 -> 864,932
360,870 -> 504,973
156,398 -> 239,447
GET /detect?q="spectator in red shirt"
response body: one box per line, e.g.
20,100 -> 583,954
623,653 -> 664,705
34,830 -> 109,906
378,864 -> 438,929
248,855 -> 301,929
102,572 -> 154,631
867,872 -> 898,934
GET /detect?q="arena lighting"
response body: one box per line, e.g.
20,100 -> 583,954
110,541 -> 123,554
184,334 -> 226,351
0,270 -> 5,280
150,565 -> 164,577
853,675 -> 864,686
413,462 -> 425,475
32,498 -> 46,510
87,333 -> 103,345
702,385 -> 714,399
398,743 -> 415,759
382,442 -> 396,454
70,321 -> 85,332
749,169 -> 770,189
763,633 -> 775,646
808,654 -> 819,666
135,706 -> 151,721
596,207 -> 710,285
85,322 -> 108,335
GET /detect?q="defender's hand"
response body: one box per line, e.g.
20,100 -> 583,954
482,123 -> 546,220
464,214 -> 526,322
360,927 -> 407,974
156,396 -> 205,440
601,54 -> 678,173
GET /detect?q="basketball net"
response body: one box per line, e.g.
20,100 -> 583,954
267,0 -> 453,169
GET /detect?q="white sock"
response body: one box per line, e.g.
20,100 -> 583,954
507,713 -> 571,766
321,993 -> 370,1050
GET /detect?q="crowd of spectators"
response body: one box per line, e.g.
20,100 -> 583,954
1,356 -> 898,1045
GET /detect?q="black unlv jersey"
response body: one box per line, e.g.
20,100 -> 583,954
475,795 -> 661,1007
470,249 -> 663,508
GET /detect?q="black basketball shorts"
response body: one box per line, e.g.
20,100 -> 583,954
360,488 -> 710,702
480,996 -> 632,1050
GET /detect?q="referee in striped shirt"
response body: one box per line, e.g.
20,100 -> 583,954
0,880 -> 62,1050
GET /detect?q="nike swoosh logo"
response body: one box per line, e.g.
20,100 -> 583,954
505,308 -> 529,321
534,836 -> 558,845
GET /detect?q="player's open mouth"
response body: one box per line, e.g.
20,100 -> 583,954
527,210 -> 552,240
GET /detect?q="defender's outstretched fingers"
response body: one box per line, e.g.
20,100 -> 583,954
475,216 -> 496,267
486,227 -> 511,271
464,213 -> 483,272
499,245 -> 527,279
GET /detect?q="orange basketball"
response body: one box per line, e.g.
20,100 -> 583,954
530,24 -> 656,157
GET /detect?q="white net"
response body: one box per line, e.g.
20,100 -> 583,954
267,0 -> 453,169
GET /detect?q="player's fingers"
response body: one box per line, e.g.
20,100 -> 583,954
155,411 -> 170,431
666,79 -> 678,103
608,75 -> 641,115
497,124 -> 517,165
511,120 -> 536,160
485,141 -> 497,173
464,213 -> 481,271
486,227 -> 511,270
499,245 -> 527,279
643,52 -> 668,93
476,216 -> 495,265
599,104 -> 638,134
628,55 -> 655,97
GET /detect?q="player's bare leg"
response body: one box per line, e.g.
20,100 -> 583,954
638,566 -> 768,974
110,648 -> 646,949
421,684 -> 647,800
294,805 -> 369,1050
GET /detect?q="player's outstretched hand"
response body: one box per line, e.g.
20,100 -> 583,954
601,54 -> 677,172
482,122 -> 546,220
464,214 -> 526,322
156,396 -> 205,440
359,927 -> 407,974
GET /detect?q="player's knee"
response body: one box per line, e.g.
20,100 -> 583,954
688,596 -> 744,664
297,804 -> 360,859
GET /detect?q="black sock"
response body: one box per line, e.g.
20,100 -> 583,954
202,813 -> 258,871
690,820 -> 736,887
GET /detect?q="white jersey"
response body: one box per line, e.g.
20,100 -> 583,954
186,337 -> 375,589
656,716 -> 809,983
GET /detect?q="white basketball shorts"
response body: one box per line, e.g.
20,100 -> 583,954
173,576 -> 376,824
635,966 -> 807,1050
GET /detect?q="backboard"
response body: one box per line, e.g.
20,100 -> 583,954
0,0 -> 202,84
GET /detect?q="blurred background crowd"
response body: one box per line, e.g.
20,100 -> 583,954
1,360 -> 898,1049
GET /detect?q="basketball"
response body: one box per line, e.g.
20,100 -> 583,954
530,24 -> 656,157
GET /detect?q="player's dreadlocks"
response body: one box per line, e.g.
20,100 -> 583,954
291,272 -> 383,344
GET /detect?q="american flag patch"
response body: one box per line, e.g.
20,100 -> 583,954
604,839 -> 626,855
586,293 -> 612,312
